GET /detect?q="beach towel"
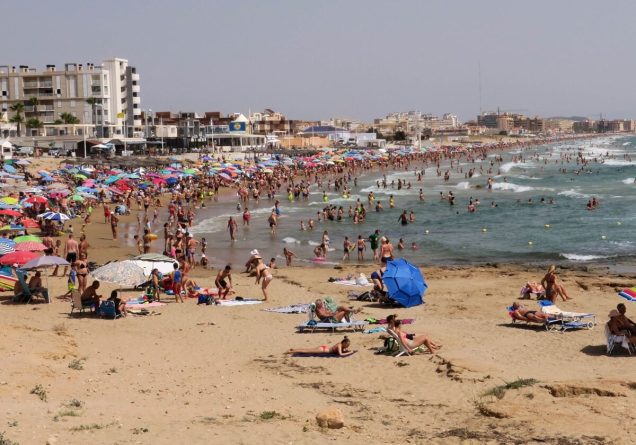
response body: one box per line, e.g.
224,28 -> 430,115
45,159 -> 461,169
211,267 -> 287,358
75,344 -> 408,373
215,298 -> 262,306
291,351 -> 357,358
264,304 -> 310,314
330,280 -> 372,287
125,301 -> 166,308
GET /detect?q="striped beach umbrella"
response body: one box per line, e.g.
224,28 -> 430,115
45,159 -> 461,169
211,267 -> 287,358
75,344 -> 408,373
0,238 -> 16,255
37,212 -> 70,222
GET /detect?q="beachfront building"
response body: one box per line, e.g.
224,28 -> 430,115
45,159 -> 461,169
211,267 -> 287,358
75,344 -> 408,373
373,112 -> 461,138
0,58 -> 141,138
478,112 -> 545,135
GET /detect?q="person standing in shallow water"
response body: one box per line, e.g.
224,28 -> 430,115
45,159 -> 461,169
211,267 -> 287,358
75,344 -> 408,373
227,216 -> 238,241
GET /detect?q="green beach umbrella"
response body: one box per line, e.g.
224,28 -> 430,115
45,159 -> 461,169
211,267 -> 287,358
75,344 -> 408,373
13,235 -> 42,243
70,194 -> 85,202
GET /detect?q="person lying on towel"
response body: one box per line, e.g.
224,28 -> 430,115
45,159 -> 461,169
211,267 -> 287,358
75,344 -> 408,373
285,336 -> 355,357
315,299 -> 360,323
510,301 -> 553,323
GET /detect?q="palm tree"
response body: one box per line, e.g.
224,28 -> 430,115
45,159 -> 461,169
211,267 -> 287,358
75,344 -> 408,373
86,97 -> 99,136
26,118 -> 44,136
9,102 -> 25,137
60,112 -> 80,125
28,96 -> 39,116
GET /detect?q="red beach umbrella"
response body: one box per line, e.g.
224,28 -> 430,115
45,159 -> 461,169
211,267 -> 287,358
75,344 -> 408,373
0,251 -> 40,265
15,242 -> 47,252
0,209 -> 22,217
25,196 -> 48,204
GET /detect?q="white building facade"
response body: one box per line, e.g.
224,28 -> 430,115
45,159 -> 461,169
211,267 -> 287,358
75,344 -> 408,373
0,57 -> 141,137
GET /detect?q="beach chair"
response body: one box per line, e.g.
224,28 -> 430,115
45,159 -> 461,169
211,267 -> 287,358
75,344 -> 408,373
387,329 -> 424,357
70,290 -> 95,316
538,300 -> 595,332
296,303 -> 368,333
605,323 -> 633,355
99,300 -> 122,320
12,270 -> 34,304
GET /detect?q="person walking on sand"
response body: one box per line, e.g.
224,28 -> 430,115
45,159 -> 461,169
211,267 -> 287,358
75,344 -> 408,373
63,234 -> 78,276
110,213 -> 119,240
227,216 -> 238,241
170,263 -> 184,303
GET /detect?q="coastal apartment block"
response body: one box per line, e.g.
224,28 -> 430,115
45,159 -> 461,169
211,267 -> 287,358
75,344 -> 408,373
0,57 -> 141,137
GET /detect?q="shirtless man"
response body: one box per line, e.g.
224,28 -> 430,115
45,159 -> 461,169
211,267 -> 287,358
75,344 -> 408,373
227,216 -> 238,241
63,234 -> 79,276
215,265 -> 233,299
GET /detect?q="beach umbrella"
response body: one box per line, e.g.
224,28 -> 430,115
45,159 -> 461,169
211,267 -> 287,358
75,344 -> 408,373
382,258 -> 427,308
38,212 -> 70,222
0,238 -> 16,255
90,261 -> 147,287
13,235 -> 42,243
131,253 -> 179,276
70,195 -> 85,202
0,209 -> 22,217
20,218 -> 40,229
0,197 -> 19,205
25,195 -> 48,204
0,251 -> 40,266
15,241 -> 47,252
22,255 -> 69,269
618,288 -> 636,302
3,164 -> 17,174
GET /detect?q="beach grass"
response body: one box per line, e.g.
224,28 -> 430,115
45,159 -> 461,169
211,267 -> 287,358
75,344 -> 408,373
483,378 -> 539,400
30,385 -> 47,402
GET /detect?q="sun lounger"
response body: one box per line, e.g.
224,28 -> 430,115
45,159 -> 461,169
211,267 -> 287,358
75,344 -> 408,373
386,329 -> 424,357
538,300 -> 595,332
99,300 -> 122,320
296,302 -> 368,333
604,322 -> 633,355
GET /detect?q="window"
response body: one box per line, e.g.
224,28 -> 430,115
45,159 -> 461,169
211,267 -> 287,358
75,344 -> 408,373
70,100 -> 75,107
1,91 -> 6,97
57,101 -> 62,108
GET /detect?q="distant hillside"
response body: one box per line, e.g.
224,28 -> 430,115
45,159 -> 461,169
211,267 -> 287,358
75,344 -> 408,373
546,116 -> 589,121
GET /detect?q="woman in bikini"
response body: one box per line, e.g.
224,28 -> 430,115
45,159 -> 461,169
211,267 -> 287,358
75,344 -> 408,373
76,252 -> 90,294
393,319 -> 440,355
285,336 -> 354,357
254,256 -> 273,301
541,265 -> 572,303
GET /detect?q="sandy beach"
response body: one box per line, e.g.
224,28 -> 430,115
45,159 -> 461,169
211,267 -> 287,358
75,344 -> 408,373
0,146 -> 634,445
1,207 -> 635,444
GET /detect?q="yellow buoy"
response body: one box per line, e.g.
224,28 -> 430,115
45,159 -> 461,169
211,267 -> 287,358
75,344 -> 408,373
481,228 -> 487,232
544,224 -> 550,228
617,221 -> 622,225
601,235 -> 607,240
528,241 -> 533,246
425,230 -> 430,234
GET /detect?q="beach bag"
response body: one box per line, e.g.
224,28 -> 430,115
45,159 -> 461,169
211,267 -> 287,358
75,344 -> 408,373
197,295 -> 211,305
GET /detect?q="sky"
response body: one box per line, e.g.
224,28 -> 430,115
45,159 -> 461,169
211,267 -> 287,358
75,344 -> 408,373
4,0 -> 636,122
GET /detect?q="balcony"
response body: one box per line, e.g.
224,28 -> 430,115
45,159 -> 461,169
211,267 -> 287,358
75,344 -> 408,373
132,96 -> 141,104
131,73 -> 140,82
39,81 -> 53,88
23,82 -> 38,89
131,84 -> 140,93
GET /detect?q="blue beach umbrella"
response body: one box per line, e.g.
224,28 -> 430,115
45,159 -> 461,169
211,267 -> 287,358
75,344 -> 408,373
0,238 -> 16,255
382,258 -> 427,308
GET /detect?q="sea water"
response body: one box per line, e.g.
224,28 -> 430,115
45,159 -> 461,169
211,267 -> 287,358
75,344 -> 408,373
191,135 -> 636,268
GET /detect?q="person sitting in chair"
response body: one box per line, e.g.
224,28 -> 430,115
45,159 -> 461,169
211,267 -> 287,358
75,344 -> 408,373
81,280 -> 102,309
510,301 -> 553,323
314,299 -> 360,323
28,271 -> 50,303
608,307 -> 636,345
108,290 -> 127,317
393,319 -> 439,354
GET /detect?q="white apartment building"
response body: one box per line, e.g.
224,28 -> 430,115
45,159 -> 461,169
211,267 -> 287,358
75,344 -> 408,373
0,57 -> 141,137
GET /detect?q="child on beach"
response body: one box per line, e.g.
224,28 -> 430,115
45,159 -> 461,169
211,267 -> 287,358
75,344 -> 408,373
63,263 -> 78,298
285,336 -> 355,357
